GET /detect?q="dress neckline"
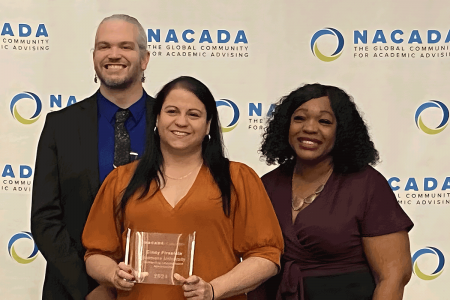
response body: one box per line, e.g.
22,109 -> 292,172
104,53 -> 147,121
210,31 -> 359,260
158,164 -> 206,212
290,171 -> 335,226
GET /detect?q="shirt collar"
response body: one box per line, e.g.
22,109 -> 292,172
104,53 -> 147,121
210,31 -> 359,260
97,90 -> 147,123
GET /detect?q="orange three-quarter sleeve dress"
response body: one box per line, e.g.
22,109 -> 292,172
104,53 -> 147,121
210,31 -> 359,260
82,161 -> 284,300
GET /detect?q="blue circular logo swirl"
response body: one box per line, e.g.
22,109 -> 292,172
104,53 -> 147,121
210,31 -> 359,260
412,247 -> 445,280
216,99 -> 240,132
415,100 -> 449,135
10,92 -> 42,125
310,28 -> 344,62
8,231 -> 39,264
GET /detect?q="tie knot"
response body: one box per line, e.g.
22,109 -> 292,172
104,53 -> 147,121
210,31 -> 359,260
116,109 -> 130,123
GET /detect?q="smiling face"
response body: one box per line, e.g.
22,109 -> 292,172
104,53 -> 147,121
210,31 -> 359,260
288,96 -> 337,165
157,88 -> 211,155
93,19 -> 149,90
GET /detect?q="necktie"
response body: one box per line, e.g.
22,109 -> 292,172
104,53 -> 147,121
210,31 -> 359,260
114,109 -> 131,167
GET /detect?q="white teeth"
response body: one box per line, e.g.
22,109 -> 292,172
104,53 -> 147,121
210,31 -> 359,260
302,140 -> 315,145
173,131 -> 188,136
106,65 -> 124,69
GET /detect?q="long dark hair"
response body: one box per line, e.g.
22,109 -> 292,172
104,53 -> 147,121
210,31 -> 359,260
119,76 -> 232,216
260,83 -> 379,174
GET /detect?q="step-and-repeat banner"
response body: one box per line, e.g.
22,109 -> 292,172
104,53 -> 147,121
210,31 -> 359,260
1,0 -> 448,298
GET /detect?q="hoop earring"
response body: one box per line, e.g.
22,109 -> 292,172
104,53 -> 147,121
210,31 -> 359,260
94,74 -> 98,83
142,73 -> 146,83
206,134 -> 211,142
154,126 -> 157,133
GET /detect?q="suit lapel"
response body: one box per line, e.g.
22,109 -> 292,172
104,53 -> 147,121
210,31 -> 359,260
78,93 -> 100,200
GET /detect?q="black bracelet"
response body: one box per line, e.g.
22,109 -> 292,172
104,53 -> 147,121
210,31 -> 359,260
209,282 -> 215,300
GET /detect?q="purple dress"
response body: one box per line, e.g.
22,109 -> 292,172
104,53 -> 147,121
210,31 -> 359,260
248,165 -> 413,300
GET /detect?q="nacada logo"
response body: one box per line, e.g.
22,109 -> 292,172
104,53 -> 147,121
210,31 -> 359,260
148,29 -> 247,44
147,29 -> 249,58
415,100 -> 449,135
1,22 -> 49,51
412,247 -> 445,280
311,28 -> 344,62
8,232 -> 39,264
1,164 -> 33,192
352,28 -> 450,59
389,176 -> 450,192
1,23 -> 48,37
10,92 -> 78,125
216,99 -> 278,132
389,176 -> 450,206
216,99 -> 240,132
10,92 -> 42,125
354,29 -> 450,45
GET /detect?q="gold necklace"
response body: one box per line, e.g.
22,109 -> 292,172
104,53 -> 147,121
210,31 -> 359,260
164,162 -> 203,180
291,168 -> 333,211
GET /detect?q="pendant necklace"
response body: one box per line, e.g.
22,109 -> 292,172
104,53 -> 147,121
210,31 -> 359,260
164,162 -> 203,180
291,168 -> 333,211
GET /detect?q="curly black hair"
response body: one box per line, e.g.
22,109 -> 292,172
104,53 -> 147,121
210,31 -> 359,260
260,83 -> 379,174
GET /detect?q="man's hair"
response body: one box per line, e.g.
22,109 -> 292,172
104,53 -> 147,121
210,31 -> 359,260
96,14 -> 148,57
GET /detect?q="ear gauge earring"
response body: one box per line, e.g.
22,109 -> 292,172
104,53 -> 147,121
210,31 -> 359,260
142,73 -> 146,83
94,74 -> 98,83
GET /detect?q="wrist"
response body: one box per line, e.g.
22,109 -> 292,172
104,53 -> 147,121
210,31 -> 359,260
109,266 -> 118,287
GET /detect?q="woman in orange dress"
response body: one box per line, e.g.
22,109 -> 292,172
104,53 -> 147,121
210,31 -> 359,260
82,76 -> 283,300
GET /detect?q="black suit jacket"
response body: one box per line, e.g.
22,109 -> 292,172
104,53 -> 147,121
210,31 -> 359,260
31,92 -> 154,300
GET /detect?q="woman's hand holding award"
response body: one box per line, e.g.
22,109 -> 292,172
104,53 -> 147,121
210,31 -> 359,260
124,229 -> 196,285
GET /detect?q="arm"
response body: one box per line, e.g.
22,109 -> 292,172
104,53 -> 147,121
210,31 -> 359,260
211,256 -> 277,298
178,163 -> 283,299
362,231 -> 412,300
31,115 -> 94,299
83,167 -> 137,296
86,254 -> 135,292
176,256 -> 278,300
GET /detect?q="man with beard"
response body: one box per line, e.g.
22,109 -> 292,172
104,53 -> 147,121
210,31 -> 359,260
31,14 -> 154,300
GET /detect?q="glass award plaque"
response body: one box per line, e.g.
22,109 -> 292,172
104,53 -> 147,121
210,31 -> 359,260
125,230 -> 196,285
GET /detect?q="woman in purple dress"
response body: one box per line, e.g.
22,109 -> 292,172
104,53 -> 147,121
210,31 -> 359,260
249,84 -> 413,300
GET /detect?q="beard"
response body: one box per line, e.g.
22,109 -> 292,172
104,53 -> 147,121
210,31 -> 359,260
95,64 -> 142,90
97,71 -> 138,90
